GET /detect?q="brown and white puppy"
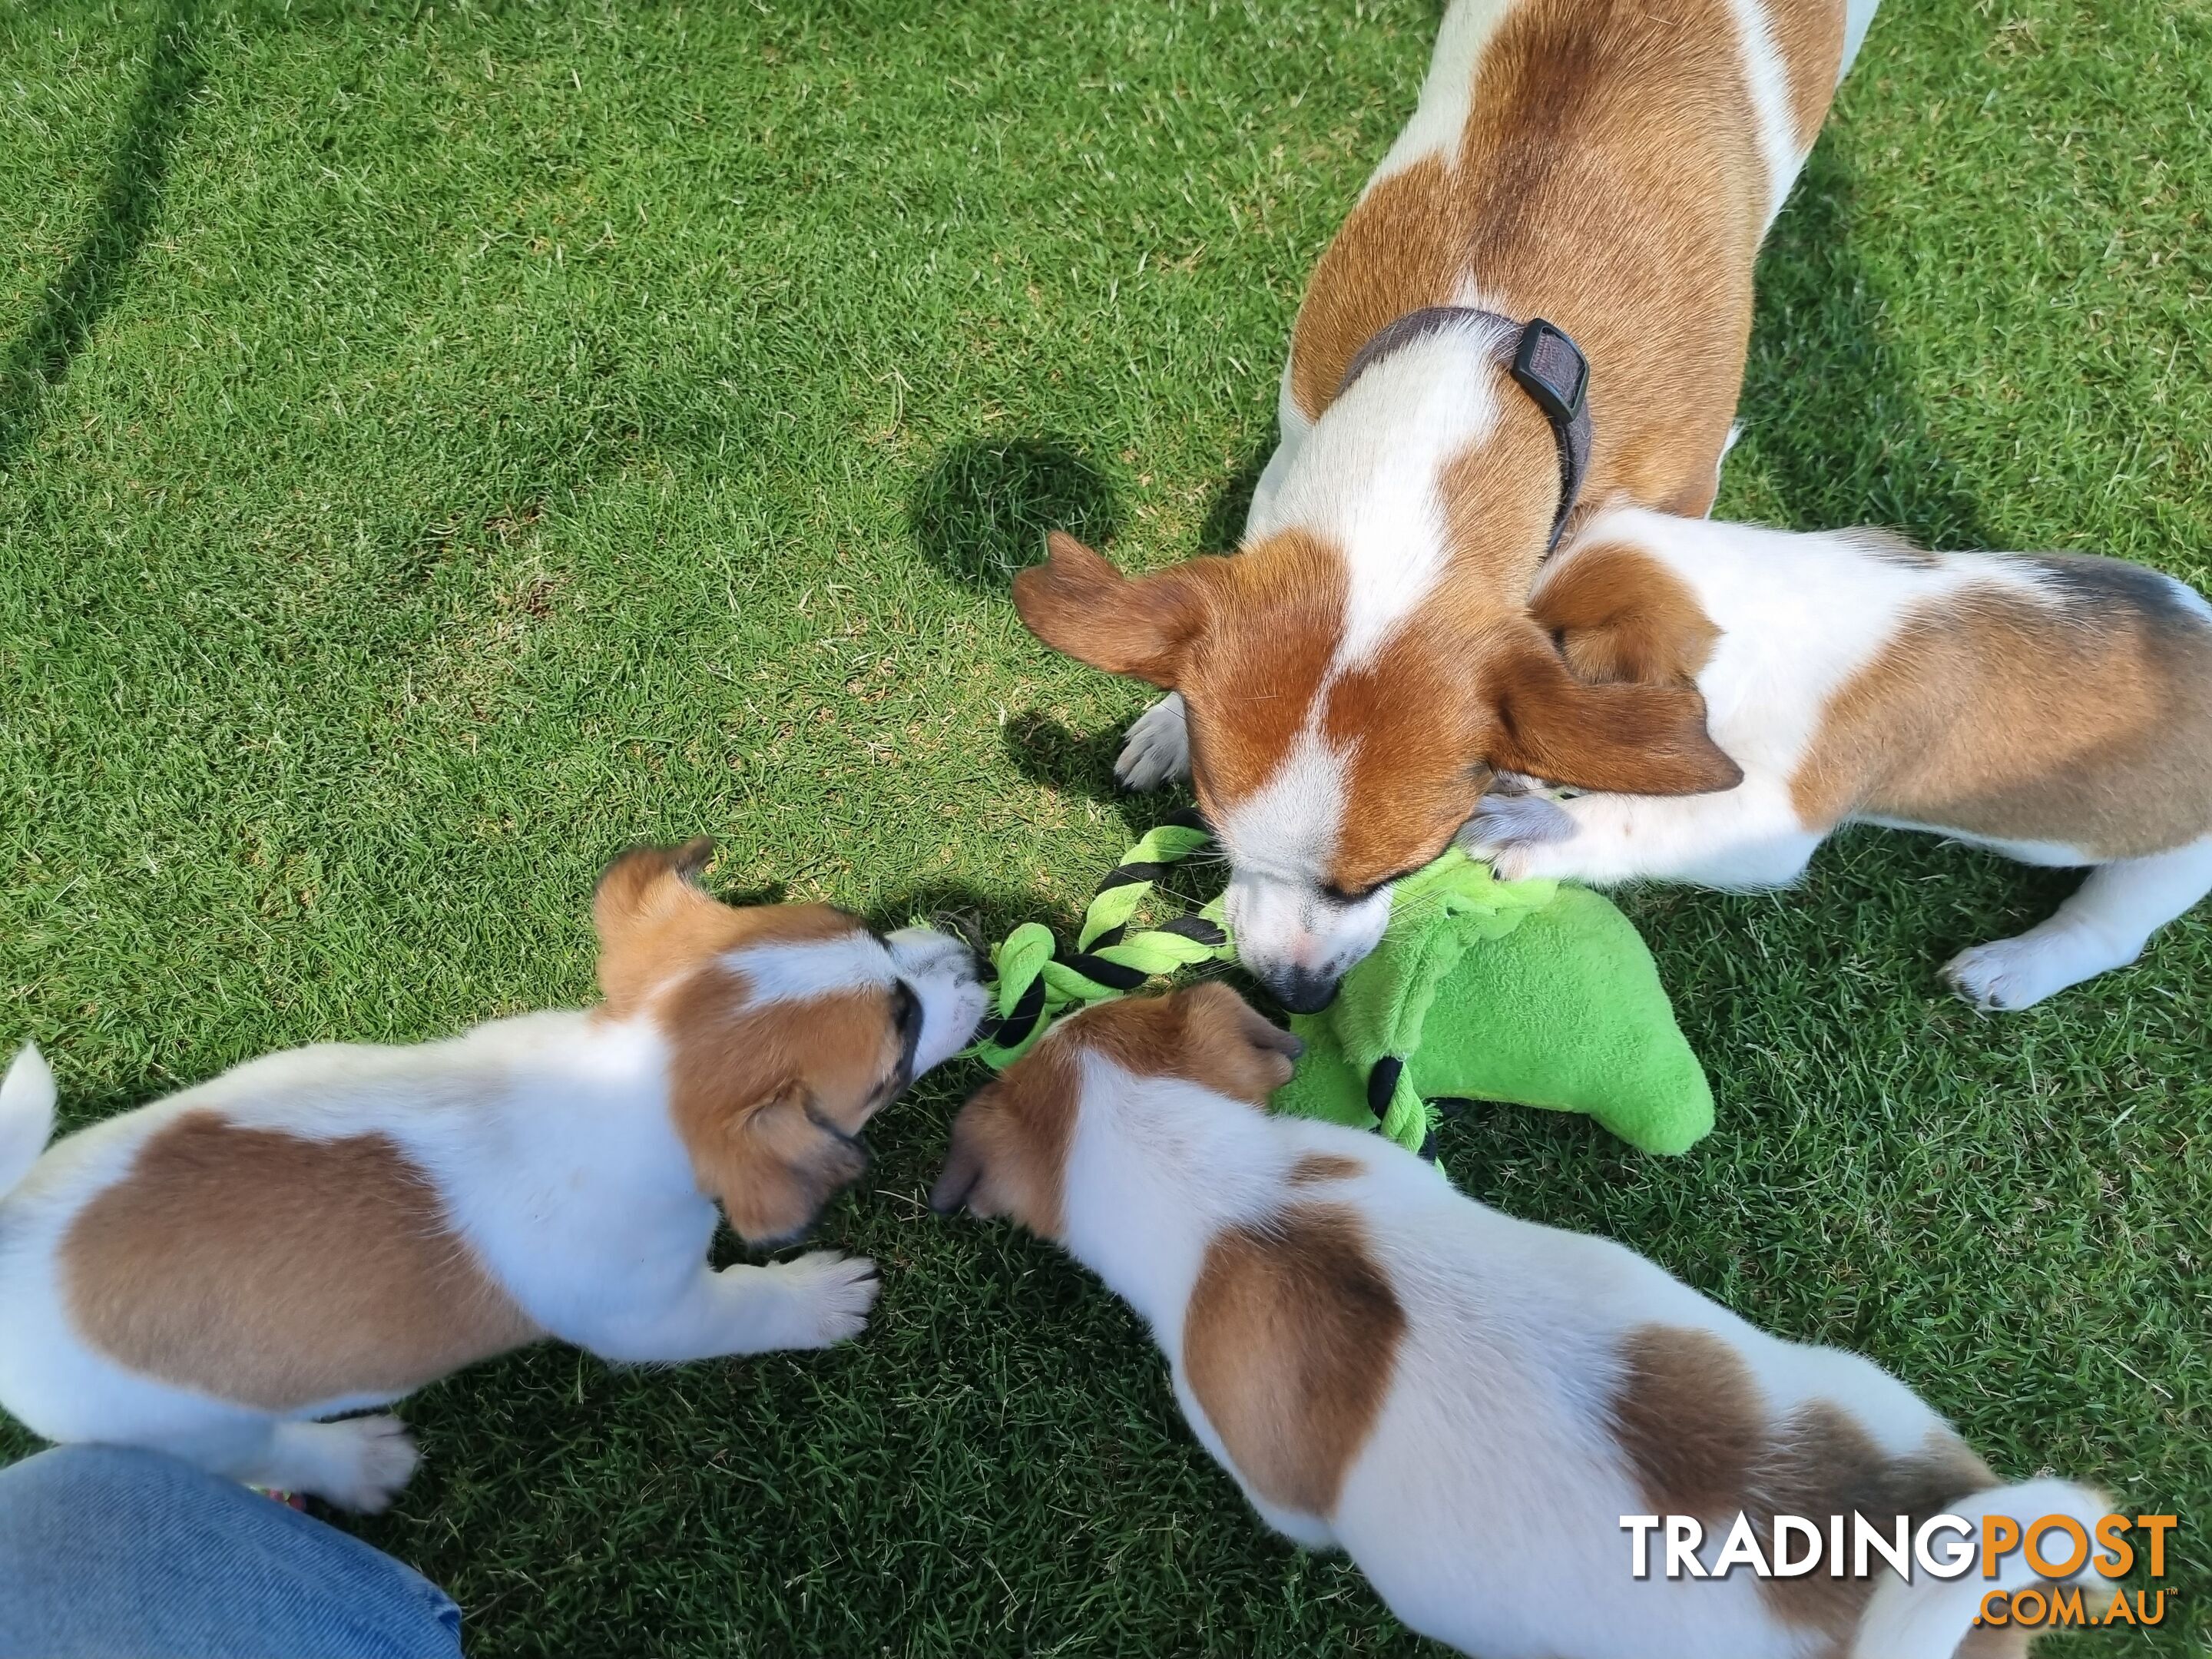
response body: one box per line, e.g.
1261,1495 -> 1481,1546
1466,505 -> 2212,1007
0,841 -> 984,1510
933,984 -> 2104,1659
1015,0 -> 1876,1008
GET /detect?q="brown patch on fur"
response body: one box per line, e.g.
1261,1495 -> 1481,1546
1790,566 -> 2212,859
930,986 -> 1303,1237
1611,1323 -> 2000,1655
1174,531 -> 1352,813
1767,0 -> 1850,151
1310,601 -> 1741,893
1486,625 -> 1743,797
930,1039 -> 1081,1238
1059,983 -> 1304,1107
593,841 -> 856,1018
594,842 -> 916,1243
1752,1406 -> 1995,1647
65,1114 -> 539,1412
664,972 -> 911,1243
1287,1153 -> 1364,1186
1612,1325 -> 1766,1516
1321,602 -> 1507,890
1532,539 -> 1722,687
1437,421 -> 1584,599
1286,0 -> 1787,515
1184,1203 -> 1406,1517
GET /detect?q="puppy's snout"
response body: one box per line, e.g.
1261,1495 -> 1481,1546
889,925 -> 988,1075
1267,966 -> 1341,1015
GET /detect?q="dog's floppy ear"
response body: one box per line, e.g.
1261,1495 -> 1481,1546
698,1081 -> 869,1244
1487,628 -> 1742,796
1012,532 -> 1211,688
929,1117 -> 987,1217
592,839 -> 724,1010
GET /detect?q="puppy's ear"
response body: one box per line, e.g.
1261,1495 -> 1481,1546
927,1051 -> 1078,1237
700,1082 -> 869,1244
929,1113 -> 989,1218
594,839 -> 723,1007
1012,532 -> 1212,688
1487,629 -> 1742,796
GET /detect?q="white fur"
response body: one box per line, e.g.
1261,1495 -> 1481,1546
1853,1479 -> 2107,1659
1036,1043 -> 2082,1658
1727,0 -> 1803,227
1837,0 -> 1882,85
1225,329 -> 1511,997
0,927 -> 983,1508
722,935 -> 895,1004
1468,506 -> 2212,1008
1255,332 -> 1506,666
1365,0 -> 1517,190
1115,691 -> 1192,790
0,1044 -> 55,1197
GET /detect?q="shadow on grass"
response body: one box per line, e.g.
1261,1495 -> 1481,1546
906,437 -> 1121,592
1001,709 -> 1133,808
1740,139 -> 1990,549
863,877 -> 1047,969
0,0 -> 204,471
1195,442 -> 1272,555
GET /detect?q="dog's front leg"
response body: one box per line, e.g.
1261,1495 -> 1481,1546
1463,782 -> 1821,889
1116,692 -> 1190,790
583,1253 -> 880,1363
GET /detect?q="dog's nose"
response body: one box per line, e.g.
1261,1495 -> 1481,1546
1267,966 -> 1341,1015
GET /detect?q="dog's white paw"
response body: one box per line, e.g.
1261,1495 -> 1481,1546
1462,792 -> 1578,879
1942,934 -> 2105,1012
298,1416 -> 420,1513
1115,694 -> 1190,791
762,1250 -> 881,1348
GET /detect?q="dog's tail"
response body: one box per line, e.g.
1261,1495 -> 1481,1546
1850,1477 -> 2108,1659
0,1045 -> 57,1197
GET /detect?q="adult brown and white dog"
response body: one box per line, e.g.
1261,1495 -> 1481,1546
1466,507 -> 2212,1006
1014,0 -> 1878,1009
0,842 -> 984,1510
932,984 -> 2105,1658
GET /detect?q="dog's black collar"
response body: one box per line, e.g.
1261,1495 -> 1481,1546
1336,307 -> 1592,555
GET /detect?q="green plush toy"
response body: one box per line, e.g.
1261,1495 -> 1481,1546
963,813 -> 1713,1160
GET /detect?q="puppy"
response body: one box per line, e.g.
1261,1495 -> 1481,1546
1465,505 -> 2212,1007
0,841 -> 985,1510
932,984 -> 2105,1658
1015,0 -> 1877,1009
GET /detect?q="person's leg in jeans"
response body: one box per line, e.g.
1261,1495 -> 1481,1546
0,1443 -> 462,1659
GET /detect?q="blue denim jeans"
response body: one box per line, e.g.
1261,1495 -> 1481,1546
0,1444 -> 462,1658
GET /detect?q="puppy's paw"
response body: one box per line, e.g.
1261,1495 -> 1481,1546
763,1250 -> 881,1348
1116,694 -> 1190,791
1942,936 -> 2093,1012
1462,792 -> 1578,878
313,1416 -> 420,1514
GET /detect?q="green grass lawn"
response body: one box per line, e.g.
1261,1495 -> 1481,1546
2,0 -> 2207,1653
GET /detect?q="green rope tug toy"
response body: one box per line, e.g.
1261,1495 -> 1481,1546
967,810 -> 1233,1068
964,814 -> 1714,1159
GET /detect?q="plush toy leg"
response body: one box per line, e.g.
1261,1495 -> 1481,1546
1468,783 -> 1820,889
